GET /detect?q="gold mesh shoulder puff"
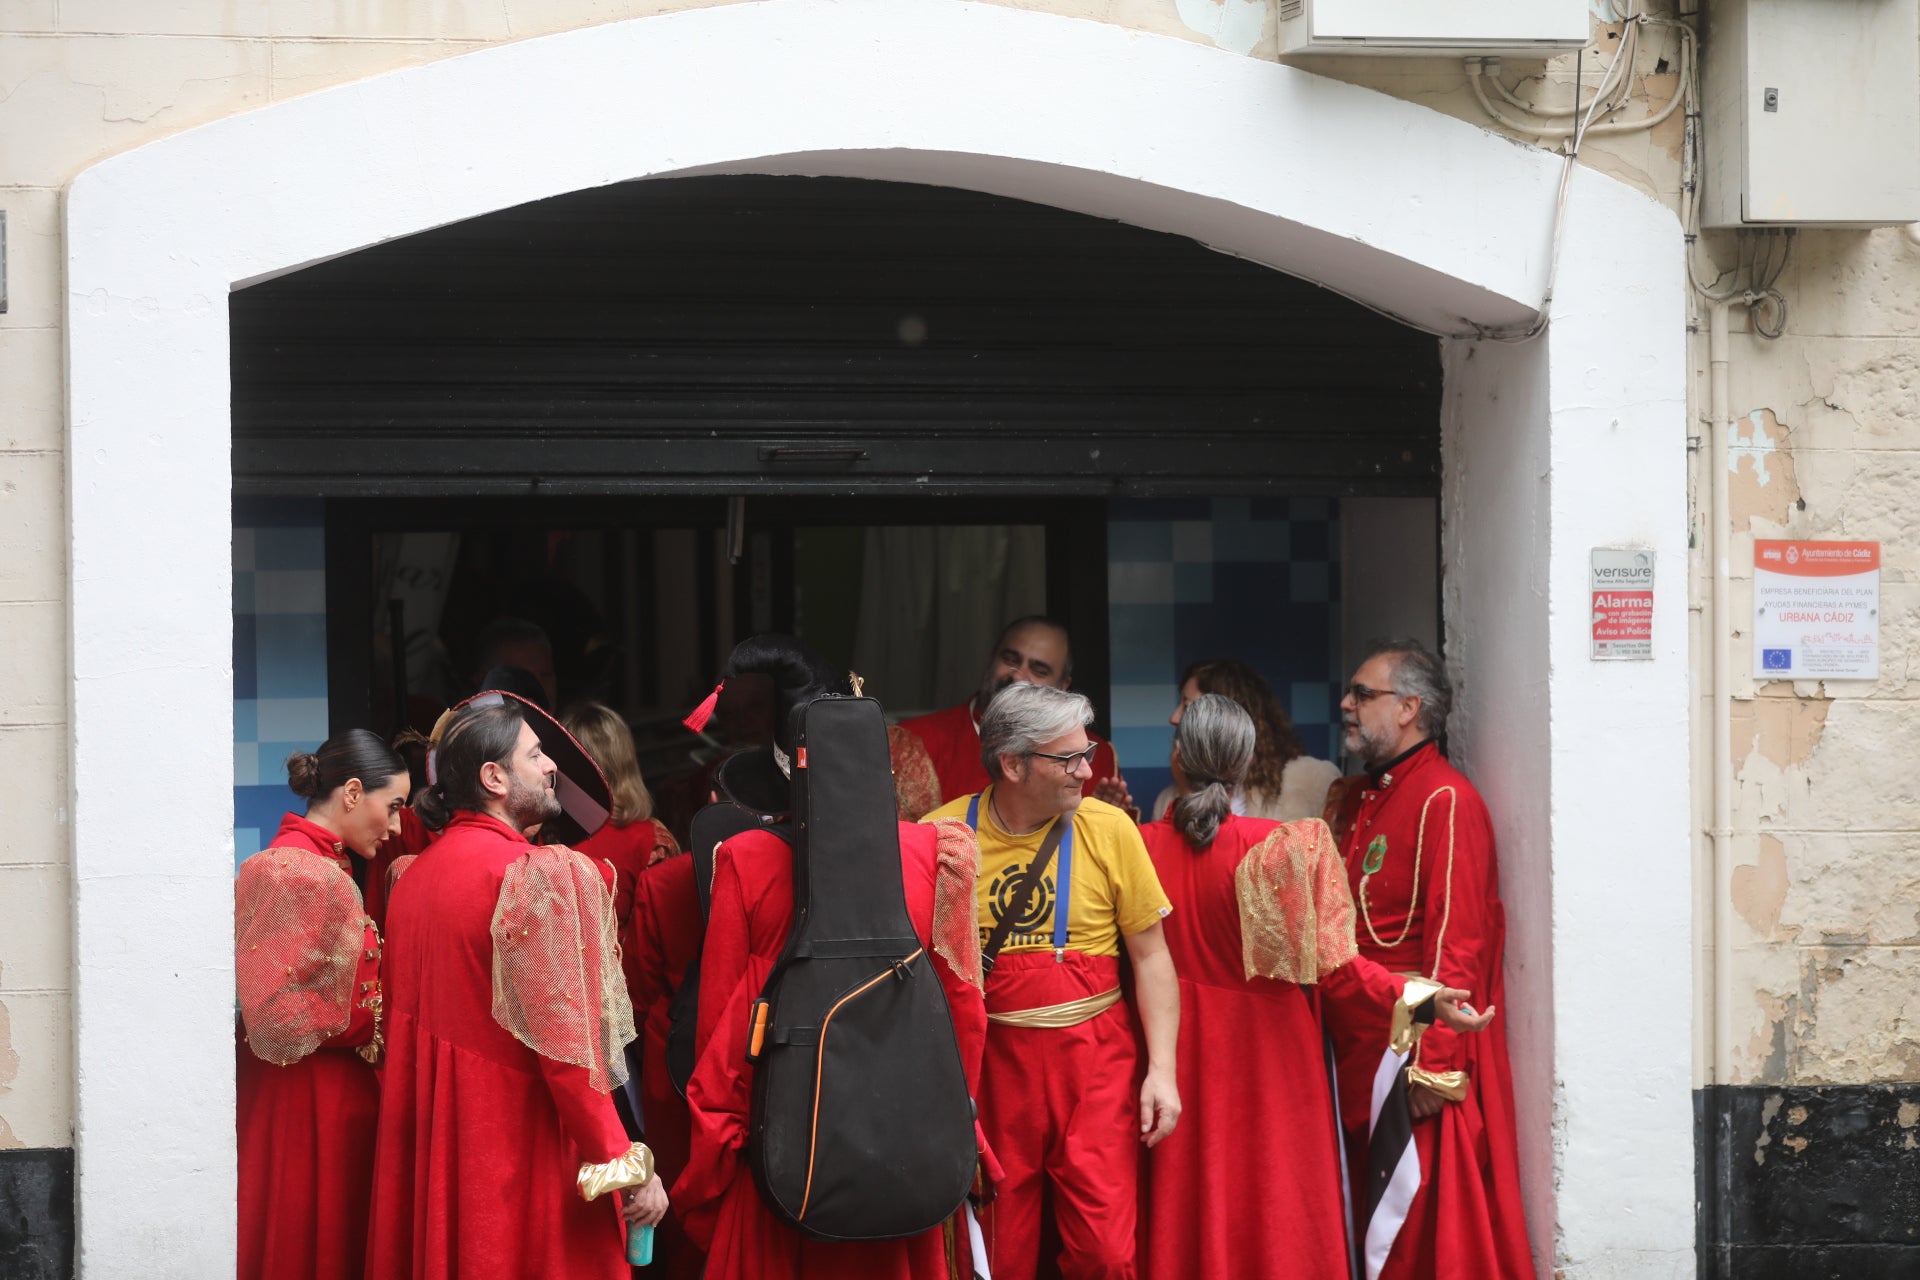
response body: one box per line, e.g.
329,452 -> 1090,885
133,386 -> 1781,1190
1234,819 -> 1359,985
235,849 -> 368,1065
928,817 -> 985,990
490,844 -> 638,1093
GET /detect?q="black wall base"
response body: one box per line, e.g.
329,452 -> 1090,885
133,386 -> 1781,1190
0,1147 -> 74,1280
1698,1083 -> 1920,1280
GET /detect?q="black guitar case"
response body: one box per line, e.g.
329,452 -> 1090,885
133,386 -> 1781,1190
664,797 -> 777,1100
744,695 -> 977,1241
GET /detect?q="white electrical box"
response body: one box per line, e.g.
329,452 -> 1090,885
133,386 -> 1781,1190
1703,0 -> 1920,227
1278,0 -> 1589,55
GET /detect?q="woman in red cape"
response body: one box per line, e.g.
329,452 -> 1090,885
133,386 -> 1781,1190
1136,696 -> 1487,1280
566,699 -> 681,925
674,818 -> 993,1280
236,731 -> 412,1280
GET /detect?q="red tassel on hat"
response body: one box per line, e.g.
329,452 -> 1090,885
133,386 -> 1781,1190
682,681 -> 724,734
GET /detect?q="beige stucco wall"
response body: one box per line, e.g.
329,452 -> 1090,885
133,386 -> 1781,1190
0,0 -> 1910,1146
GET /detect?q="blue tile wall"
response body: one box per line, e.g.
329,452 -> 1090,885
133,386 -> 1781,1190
233,499 -> 329,868
1106,497 -> 1342,811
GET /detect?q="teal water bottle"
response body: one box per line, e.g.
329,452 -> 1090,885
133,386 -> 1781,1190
627,1223 -> 655,1266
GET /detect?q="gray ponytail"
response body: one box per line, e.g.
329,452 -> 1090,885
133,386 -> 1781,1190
1171,694 -> 1256,849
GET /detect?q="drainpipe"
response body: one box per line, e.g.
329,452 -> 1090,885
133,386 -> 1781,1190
1706,298 -> 1744,1086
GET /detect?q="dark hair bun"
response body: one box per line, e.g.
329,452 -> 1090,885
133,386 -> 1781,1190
285,750 -> 323,798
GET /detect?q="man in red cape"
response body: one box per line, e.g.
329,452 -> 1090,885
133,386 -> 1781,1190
896,617 -> 1118,816
366,691 -> 665,1279
670,635 -> 996,1279
1330,640 -> 1534,1280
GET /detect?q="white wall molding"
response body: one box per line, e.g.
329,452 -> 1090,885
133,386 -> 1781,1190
63,1 -> 1689,1274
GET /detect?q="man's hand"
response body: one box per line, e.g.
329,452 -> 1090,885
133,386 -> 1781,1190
1138,1064 -> 1182,1148
1407,1083 -> 1448,1120
622,1174 -> 668,1228
1091,775 -> 1134,812
1432,986 -> 1495,1034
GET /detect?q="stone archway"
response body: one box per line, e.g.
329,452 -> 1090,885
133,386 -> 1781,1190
64,3 -> 1690,1273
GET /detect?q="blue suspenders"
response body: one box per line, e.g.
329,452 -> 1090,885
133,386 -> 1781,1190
965,791 -> 1073,962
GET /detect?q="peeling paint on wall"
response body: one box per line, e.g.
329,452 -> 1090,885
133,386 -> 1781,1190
1174,0 -> 1267,55
1732,834 -> 1791,940
0,973 -> 21,1150
1728,409 -> 1799,527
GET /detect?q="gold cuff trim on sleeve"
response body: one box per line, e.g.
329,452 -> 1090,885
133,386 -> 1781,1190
986,986 -> 1122,1029
1390,976 -> 1444,1056
577,1141 -> 655,1201
355,989 -> 385,1066
1406,1066 -> 1469,1102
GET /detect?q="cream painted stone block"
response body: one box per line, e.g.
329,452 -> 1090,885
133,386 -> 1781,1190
57,0 -> 269,36
0,990 -> 72,1148
1777,833 -> 1920,947
1788,226 -> 1920,340
1786,945 -> 1920,1083
1791,446 -> 1920,547
269,38 -> 488,102
1786,698 -> 1920,830
0,186 -> 60,331
1726,939 -> 1802,1084
0,327 -> 63,453
0,1 -> 56,33
0,864 -> 71,993
0,34 -> 270,187
0,451 -> 65,603
268,0 -> 511,40
1795,337 -> 1920,451
0,601 -> 64,726
0,724 -> 68,868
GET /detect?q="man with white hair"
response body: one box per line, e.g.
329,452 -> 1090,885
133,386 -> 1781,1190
925,682 -> 1180,1280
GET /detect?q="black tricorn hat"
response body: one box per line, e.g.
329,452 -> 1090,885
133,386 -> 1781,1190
687,634 -> 851,819
436,686 -> 612,838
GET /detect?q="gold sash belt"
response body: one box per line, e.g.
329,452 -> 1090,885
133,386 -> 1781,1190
987,986 -> 1122,1029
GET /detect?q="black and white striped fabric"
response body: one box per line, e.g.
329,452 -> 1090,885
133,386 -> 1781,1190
1361,1047 -> 1421,1280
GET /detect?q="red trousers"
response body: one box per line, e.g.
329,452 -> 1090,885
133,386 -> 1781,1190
979,952 -> 1138,1280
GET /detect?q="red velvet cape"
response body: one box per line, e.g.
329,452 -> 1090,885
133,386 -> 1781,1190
237,813 -> 383,1280
580,815 -> 679,928
898,698 -> 1117,808
365,811 -> 634,1280
1137,815 -> 1405,1280
1331,744 -> 1534,1280
673,823 -> 989,1280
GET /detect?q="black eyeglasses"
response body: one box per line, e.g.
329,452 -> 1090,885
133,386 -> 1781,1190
1344,682 -> 1404,704
1028,745 -> 1100,771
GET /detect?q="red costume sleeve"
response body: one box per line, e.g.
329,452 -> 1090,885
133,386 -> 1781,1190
674,845 -> 760,1250
1409,788 -> 1496,1077
889,723 -> 945,822
537,1053 -> 633,1166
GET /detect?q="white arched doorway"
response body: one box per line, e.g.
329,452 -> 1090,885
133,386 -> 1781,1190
64,2 -> 1690,1274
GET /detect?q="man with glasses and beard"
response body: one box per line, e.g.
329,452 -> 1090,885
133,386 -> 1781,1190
894,616 -> 1120,817
367,691 -> 667,1280
1327,640 -> 1533,1280
924,682 -> 1179,1280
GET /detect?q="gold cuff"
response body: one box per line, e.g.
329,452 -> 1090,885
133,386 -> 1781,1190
1390,976 -> 1444,1056
355,990 -> 385,1066
986,987 -> 1122,1029
1407,1066 -> 1469,1102
577,1141 -> 655,1202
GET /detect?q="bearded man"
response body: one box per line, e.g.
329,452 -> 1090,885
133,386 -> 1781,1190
894,617 -> 1118,817
366,690 -> 665,1279
1328,640 -> 1533,1280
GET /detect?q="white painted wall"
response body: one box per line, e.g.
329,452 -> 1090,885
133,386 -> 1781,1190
62,2 -> 1688,1274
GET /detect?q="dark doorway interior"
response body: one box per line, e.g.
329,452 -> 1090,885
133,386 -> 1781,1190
230,175 -> 1440,843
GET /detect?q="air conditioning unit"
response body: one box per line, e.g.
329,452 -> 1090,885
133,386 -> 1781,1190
1278,0 -> 1589,55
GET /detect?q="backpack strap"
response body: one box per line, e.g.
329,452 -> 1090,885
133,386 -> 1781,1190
964,791 -> 1070,975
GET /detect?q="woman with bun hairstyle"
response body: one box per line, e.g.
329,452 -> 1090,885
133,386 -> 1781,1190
235,730 -> 411,1280
563,700 -> 681,928
1136,696 -> 1490,1280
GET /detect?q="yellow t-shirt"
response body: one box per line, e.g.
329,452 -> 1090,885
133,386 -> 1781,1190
925,791 -> 1172,958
